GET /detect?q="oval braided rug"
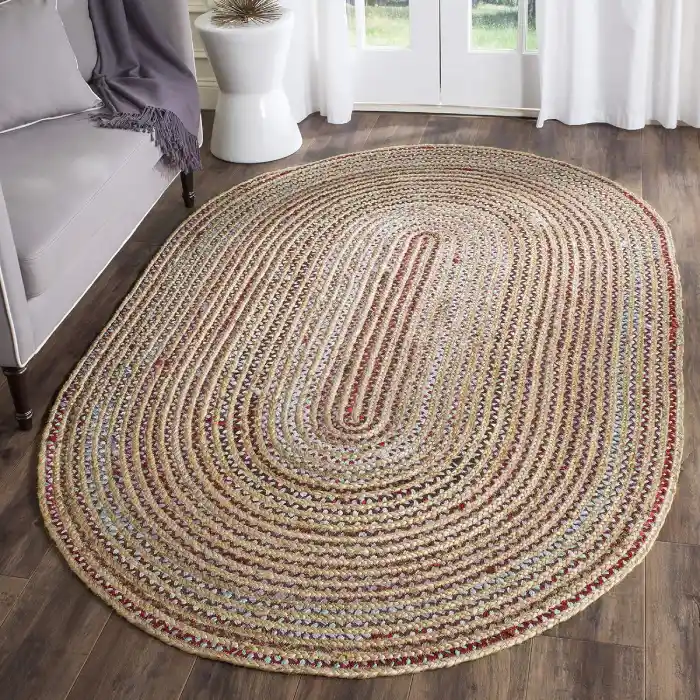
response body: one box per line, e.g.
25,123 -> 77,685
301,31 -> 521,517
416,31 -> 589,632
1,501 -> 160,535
40,145 -> 683,677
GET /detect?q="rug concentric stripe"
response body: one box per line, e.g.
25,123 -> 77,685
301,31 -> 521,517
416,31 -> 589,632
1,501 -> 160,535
39,145 -> 683,677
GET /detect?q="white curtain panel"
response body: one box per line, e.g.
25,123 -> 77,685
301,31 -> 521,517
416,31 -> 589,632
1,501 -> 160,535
281,0 -> 354,124
537,0 -> 700,129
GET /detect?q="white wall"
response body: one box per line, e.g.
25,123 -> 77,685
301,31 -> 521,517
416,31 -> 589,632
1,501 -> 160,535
188,1 -> 219,109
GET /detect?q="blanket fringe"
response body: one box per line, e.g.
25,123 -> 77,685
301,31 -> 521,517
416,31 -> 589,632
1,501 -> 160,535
92,106 -> 202,173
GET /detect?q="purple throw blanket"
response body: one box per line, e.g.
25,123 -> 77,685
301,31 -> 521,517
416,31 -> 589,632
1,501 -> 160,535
88,0 -> 202,172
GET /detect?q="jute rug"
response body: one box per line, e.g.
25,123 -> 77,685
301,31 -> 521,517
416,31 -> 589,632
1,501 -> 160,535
39,145 -> 683,677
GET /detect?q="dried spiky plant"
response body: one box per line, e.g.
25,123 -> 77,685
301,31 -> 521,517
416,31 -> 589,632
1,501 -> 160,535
211,0 -> 283,27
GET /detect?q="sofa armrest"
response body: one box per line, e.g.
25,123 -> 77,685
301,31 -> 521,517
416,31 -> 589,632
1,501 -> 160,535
0,183 -> 34,368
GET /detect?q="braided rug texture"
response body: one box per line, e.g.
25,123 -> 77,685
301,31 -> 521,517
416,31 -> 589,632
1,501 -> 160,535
39,145 -> 683,677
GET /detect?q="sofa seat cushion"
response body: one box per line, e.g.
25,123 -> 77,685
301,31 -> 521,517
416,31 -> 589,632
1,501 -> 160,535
0,113 -> 162,299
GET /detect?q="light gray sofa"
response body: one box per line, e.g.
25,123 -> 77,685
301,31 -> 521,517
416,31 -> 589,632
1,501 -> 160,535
0,0 -> 199,430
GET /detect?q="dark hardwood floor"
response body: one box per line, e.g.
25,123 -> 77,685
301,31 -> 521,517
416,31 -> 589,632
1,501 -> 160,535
0,111 -> 698,699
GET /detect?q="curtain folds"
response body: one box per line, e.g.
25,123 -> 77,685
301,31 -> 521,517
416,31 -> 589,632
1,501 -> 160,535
537,0 -> 700,129
282,0 -> 354,125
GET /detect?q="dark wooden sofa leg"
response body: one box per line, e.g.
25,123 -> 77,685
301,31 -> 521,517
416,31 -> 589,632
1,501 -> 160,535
2,366 -> 33,431
180,171 -> 195,208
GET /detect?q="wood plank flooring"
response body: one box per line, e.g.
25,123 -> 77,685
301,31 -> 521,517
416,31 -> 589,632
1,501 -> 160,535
0,111 -> 698,699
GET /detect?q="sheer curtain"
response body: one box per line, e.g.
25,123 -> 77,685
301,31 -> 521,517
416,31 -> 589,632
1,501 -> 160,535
281,0 -> 354,125
537,0 -> 700,129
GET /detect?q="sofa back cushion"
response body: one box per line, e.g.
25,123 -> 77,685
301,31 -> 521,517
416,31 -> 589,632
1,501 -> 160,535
57,0 -> 97,81
0,0 -> 101,134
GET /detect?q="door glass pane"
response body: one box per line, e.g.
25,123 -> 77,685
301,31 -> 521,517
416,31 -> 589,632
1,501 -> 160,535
346,1 -> 357,46
526,0 -> 537,51
347,0 -> 411,49
367,0 -> 410,48
471,0 -> 518,51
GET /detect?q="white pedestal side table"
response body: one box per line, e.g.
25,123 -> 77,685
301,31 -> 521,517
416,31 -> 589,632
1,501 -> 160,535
195,10 -> 302,164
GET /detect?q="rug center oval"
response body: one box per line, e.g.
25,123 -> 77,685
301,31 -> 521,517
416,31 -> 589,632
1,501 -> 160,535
40,146 -> 683,677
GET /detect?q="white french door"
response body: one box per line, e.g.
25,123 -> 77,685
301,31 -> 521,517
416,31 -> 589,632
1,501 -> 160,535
349,0 -> 540,113
348,0 -> 440,104
441,0 -> 539,110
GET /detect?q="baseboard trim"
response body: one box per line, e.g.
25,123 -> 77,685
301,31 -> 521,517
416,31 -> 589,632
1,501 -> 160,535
354,103 -> 539,119
196,86 -> 539,120
198,79 -> 219,111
